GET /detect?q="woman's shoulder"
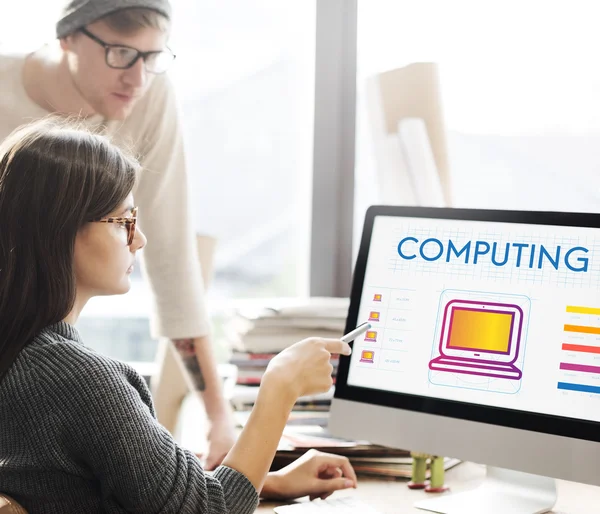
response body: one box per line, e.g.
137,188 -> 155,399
23,326 -> 146,392
4,326 -> 157,427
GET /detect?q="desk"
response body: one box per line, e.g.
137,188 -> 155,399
256,462 -> 600,513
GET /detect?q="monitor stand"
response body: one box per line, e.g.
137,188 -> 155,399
413,466 -> 557,514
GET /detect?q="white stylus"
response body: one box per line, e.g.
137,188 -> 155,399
340,322 -> 372,343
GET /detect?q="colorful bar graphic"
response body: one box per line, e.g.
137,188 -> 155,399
560,362 -> 600,374
562,343 -> 600,355
564,324 -> 600,335
557,382 -> 600,395
566,306 -> 600,316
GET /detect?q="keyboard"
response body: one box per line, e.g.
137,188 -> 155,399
273,496 -> 383,513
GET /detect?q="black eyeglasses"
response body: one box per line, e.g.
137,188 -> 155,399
80,28 -> 176,74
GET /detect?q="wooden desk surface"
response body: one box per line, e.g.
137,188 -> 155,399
256,462 -> 600,513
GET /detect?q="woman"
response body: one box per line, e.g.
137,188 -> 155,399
0,118 -> 356,513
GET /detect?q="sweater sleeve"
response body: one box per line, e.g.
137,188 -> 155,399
130,74 -> 210,340
60,354 -> 259,514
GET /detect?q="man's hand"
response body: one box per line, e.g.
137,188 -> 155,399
261,449 -> 357,501
203,412 -> 237,470
173,337 -> 236,470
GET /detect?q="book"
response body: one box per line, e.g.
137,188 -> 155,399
231,385 -> 336,412
351,457 -> 462,479
223,297 -> 349,353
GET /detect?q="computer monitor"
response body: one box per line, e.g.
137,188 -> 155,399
329,206 -> 600,514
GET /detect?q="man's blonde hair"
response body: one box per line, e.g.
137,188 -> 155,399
101,8 -> 170,34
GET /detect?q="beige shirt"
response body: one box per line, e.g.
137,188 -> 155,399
0,51 -> 210,340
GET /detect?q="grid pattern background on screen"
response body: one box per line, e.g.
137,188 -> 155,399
386,219 -> 600,289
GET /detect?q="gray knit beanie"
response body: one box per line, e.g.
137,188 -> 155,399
56,0 -> 172,38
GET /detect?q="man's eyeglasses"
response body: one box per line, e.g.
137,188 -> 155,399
95,207 -> 138,246
80,28 -> 176,74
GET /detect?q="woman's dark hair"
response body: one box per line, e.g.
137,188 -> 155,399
0,117 -> 139,380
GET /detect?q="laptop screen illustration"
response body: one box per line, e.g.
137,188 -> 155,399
447,308 -> 514,355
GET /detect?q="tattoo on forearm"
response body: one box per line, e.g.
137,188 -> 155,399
173,338 -> 206,391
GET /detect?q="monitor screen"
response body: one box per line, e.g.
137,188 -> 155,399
343,209 -> 600,430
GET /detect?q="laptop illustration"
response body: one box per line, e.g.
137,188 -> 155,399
368,311 -> 381,322
428,299 -> 523,380
364,330 -> 378,342
360,350 -> 375,363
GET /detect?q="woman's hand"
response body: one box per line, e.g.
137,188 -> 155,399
261,449 -> 358,501
262,338 -> 352,402
220,338 -> 351,493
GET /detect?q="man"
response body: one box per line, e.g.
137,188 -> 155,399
0,0 -> 235,469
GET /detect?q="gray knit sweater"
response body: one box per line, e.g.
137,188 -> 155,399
0,322 -> 259,513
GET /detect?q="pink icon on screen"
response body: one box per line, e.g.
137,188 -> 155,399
360,350 -> 375,363
364,330 -> 378,342
368,311 -> 380,322
373,294 -> 382,302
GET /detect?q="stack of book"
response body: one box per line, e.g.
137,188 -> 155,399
224,296 -> 348,352
230,383 -> 335,412
230,353 -> 340,388
223,297 -> 348,388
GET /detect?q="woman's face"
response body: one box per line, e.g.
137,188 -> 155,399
74,194 -> 146,298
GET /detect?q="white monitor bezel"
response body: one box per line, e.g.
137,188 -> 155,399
333,205 -> 600,448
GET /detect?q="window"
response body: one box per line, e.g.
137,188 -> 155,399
169,0 -> 315,302
2,1 -> 316,362
355,0 -> 600,245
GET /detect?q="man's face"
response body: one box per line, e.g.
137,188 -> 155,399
61,20 -> 169,120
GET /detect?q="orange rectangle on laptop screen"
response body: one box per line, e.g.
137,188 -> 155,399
448,308 -> 512,353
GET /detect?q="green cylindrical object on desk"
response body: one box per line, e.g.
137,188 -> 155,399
412,456 -> 427,483
429,456 -> 445,488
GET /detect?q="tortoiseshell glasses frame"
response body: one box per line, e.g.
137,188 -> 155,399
95,206 -> 138,246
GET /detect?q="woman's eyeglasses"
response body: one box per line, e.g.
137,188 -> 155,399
95,207 -> 138,246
